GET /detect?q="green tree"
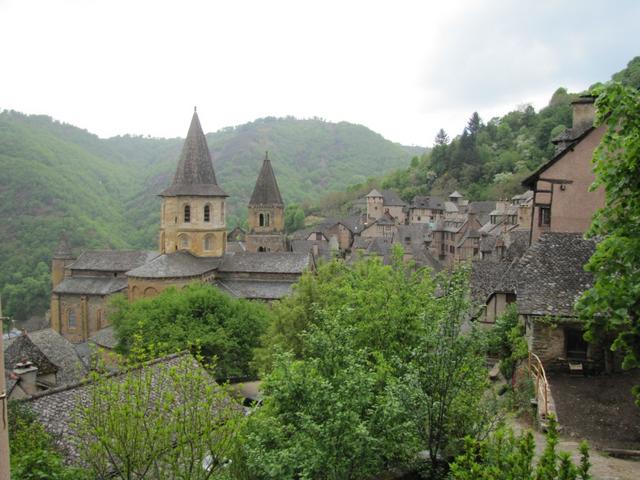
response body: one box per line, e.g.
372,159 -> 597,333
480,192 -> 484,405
255,248 -> 437,373
110,283 -> 272,378
391,266 -> 497,470
450,416 -> 590,480
73,354 -> 242,480
240,316 -> 411,479
284,203 -> 305,233
575,82 -> 640,404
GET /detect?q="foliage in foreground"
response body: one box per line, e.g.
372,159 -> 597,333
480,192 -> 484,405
8,401 -> 88,480
486,304 -> 528,380
450,416 -> 591,480
576,81 -> 640,404
240,255 -> 498,478
72,354 -> 242,480
110,283 -> 272,378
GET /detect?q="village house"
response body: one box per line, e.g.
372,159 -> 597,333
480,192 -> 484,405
50,110 -> 312,344
3,328 -> 86,399
408,195 -> 445,224
523,95 -> 605,244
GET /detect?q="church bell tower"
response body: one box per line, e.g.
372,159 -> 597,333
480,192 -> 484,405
159,108 -> 228,257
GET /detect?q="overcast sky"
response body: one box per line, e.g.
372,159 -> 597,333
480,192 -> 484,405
1,0 -> 638,146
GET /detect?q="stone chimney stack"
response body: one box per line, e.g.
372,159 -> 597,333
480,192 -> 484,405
571,95 -> 596,133
14,359 -> 38,396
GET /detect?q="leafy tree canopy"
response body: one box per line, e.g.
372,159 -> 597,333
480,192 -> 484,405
110,283 -> 273,378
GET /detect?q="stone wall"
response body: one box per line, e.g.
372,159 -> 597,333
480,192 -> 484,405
159,195 -> 227,257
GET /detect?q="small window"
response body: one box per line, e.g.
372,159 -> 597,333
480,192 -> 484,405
266,213 -> 270,227
204,205 -> 211,222
184,205 -> 191,223
539,206 -> 551,226
473,248 -> 479,256
68,309 -> 77,329
404,236 -> 411,244
259,213 -> 265,227
258,246 -> 265,252
204,234 -> 214,251
449,245 -> 455,253
179,234 -> 190,249
96,309 -> 103,329
417,216 -> 421,221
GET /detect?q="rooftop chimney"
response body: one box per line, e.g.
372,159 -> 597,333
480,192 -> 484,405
14,359 -> 38,396
571,95 -> 596,133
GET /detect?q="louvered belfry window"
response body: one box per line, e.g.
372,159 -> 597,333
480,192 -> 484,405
184,205 -> 191,223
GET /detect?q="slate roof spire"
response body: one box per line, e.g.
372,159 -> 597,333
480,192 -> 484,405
160,109 -> 227,197
53,232 -> 74,260
249,151 -> 284,206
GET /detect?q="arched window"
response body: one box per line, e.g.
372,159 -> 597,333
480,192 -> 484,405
204,234 -> 214,251
184,204 -> 191,223
265,213 -> 270,227
178,234 -> 190,249
67,309 -> 77,329
259,213 -> 265,227
144,286 -> 158,297
258,246 -> 265,252
204,204 -> 211,222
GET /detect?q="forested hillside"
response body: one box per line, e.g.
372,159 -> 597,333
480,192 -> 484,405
0,114 -> 416,320
316,56 -> 640,216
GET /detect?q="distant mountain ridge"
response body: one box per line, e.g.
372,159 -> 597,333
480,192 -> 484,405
0,111 -> 420,319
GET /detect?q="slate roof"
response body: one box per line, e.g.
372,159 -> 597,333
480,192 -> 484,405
69,250 -> 158,272
25,353 -> 206,462
215,280 -> 295,300
366,189 -> 382,198
504,229 -> 530,261
410,195 -> 445,210
381,190 -> 406,206
226,241 -> 247,253
88,326 -> 117,350
470,260 -> 513,305
160,110 -> 227,197
4,329 -> 87,386
517,232 -> 597,317
126,251 -> 221,279
249,152 -> 284,206
374,212 -> 396,226
219,252 -> 311,274
468,201 -> 497,224
449,191 -> 464,198
52,276 -> 128,295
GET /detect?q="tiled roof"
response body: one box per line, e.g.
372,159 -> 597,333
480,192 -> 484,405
215,280 -> 295,300
410,195 -> 445,210
126,251 -> 220,279
517,233 -> 596,317
160,111 -> 227,197
381,189 -> 406,206
4,329 -> 87,386
52,276 -> 128,295
249,152 -> 284,206
88,326 -> 118,350
470,260 -> 513,305
69,250 -> 158,272
219,252 -> 311,274
25,353 -> 204,462
226,241 -> 247,253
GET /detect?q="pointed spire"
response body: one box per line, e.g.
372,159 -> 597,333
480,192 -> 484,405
53,232 -> 74,259
249,151 -> 284,206
160,110 -> 227,197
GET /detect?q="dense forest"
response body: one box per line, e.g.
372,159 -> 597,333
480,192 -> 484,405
315,56 -> 640,216
0,115 -> 417,320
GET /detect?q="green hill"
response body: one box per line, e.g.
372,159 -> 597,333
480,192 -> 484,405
0,113 -> 417,320
315,56 -> 640,216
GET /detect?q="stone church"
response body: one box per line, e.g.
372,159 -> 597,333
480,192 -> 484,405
50,110 -> 311,343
